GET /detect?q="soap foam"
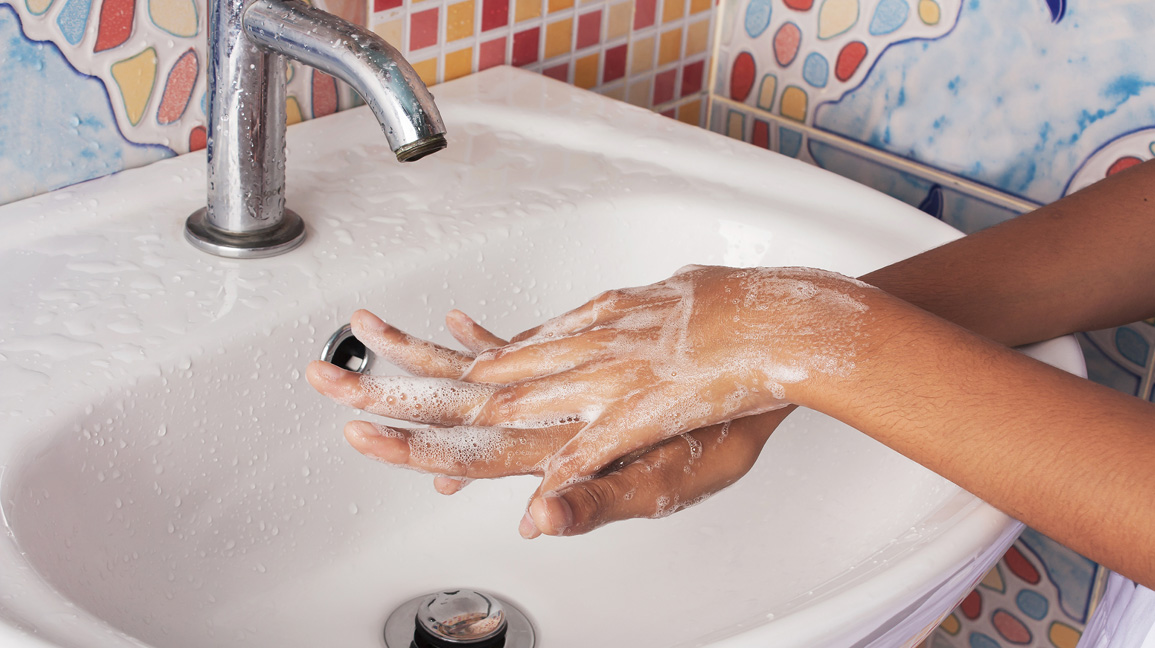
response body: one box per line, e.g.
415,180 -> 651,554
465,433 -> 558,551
359,375 -> 495,424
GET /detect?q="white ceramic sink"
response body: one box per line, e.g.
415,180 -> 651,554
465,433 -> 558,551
0,66 -> 1085,648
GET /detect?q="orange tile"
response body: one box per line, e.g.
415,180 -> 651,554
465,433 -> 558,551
685,18 -> 708,56
658,27 -> 682,66
411,58 -> 438,85
446,0 -> 475,40
548,0 -> 572,12
677,99 -> 700,126
371,18 -> 403,49
630,34 -> 654,75
661,0 -> 683,23
689,0 -> 709,14
444,47 -> 474,80
606,1 -> 631,39
516,0 -> 541,21
574,52 -> 599,88
544,17 -> 573,58
627,77 -> 651,107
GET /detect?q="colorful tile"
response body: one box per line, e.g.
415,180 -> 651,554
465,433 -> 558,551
447,1 -> 476,41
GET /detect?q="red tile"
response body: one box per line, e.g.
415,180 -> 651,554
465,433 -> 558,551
752,119 -> 769,148
189,126 -> 207,152
512,27 -> 540,66
374,0 -> 402,11
661,108 -> 675,118
652,67 -> 676,105
312,70 -> 338,117
479,37 -> 507,70
603,43 -> 627,82
408,8 -> 438,49
157,49 -> 198,124
680,59 -> 703,96
93,0 -> 134,52
482,0 -> 509,31
576,9 -> 602,49
543,62 -> 568,81
633,0 -> 656,29
410,8 -> 440,50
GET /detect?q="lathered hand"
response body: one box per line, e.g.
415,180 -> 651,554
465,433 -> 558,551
307,266 -> 874,536
307,306 -> 793,537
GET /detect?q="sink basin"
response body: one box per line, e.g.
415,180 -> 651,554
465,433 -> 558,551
0,66 -> 1085,648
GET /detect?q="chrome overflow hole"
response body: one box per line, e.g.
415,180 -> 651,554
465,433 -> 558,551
384,589 -> 535,648
321,324 -> 372,374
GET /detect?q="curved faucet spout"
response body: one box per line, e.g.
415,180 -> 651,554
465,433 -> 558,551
186,0 -> 447,258
243,0 -> 447,161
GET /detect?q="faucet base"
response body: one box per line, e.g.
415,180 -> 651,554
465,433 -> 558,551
185,208 -> 307,259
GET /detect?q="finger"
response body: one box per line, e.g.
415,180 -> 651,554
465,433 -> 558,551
307,361 -> 496,425
535,392 -> 697,494
508,287 -> 665,343
446,310 -> 507,353
351,309 -> 472,379
433,475 -> 471,495
529,409 -> 791,536
344,420 -> 571,478
464,328 -> 621,384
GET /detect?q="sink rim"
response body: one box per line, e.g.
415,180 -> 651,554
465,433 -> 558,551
0,66 -> 1087,648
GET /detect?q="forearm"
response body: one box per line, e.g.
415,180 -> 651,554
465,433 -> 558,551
861,159 -> 1155,347
797,291 -> 1155,586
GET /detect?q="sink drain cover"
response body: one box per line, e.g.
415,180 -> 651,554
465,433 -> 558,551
385,589 -> 535,647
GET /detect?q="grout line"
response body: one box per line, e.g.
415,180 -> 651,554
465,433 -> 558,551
703,0 -> 724,128
1139,346 -> 1155,401
709,95 -> 1044,215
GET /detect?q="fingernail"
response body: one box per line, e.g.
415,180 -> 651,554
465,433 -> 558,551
534,493 -> 573,535
352,310 -> 387,333
314,361 -> 345,382
346,420 -> 382,438
519,512 -> 540,539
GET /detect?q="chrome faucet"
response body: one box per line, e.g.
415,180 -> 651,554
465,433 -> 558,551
185,0 -> 447,258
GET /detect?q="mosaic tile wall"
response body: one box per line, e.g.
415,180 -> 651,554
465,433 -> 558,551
706,1 -> 1155,647
0,0 -> 715,205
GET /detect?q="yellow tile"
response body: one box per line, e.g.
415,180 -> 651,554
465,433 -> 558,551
411,58 -> 438,86
574,53 -> 599,88
689,0 -> 709,14
286,97 -> 303,125
446,0 -> 475,41
780,85 -> 807,122
627,78 -> 651,107
603,83 -> 626,100
516,0 -> 541,21
544,18 -> 573,59
548,0 -> 572,12
757,74 -> 776,110
444,47 -> 473,80
661,0 -> 683,23
607,1 -> 631,39
110,48 -> 158,126
685,18 -> 708,56
677,99 -> 700,126
630,35 -> 654,75
372,19 -> 403,49
726,111 -> 743,139
657,27 -> 682,66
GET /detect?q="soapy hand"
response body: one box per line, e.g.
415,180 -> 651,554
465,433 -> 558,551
308,266 -> 874,534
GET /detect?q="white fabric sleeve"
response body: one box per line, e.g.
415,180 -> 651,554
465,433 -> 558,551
1077,572 -> 1155,648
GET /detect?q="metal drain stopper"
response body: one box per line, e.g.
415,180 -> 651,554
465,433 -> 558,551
418,590 -> 506,643
385,589 -> 535,648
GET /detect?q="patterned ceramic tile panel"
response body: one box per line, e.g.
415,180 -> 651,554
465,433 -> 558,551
367,0 -> 714,121
1,0 -> 717,205
0,0 -> 364,204
711,2 -> 1155,647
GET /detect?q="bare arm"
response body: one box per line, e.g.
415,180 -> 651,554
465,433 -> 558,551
865,159 -> 1155,346
797,286 -> 1155,587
